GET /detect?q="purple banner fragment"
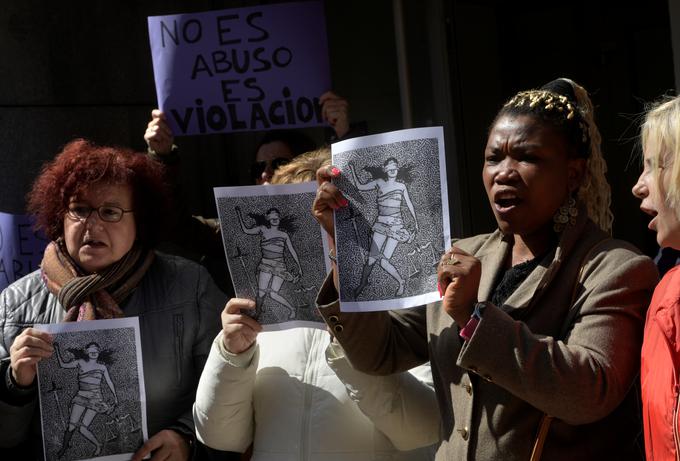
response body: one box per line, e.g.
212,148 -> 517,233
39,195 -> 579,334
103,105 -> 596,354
148,1 -> 331,136
0,211 -> 48,291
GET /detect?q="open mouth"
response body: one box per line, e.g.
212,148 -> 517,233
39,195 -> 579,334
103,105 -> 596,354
495,197 -> 520,208
647,211 -> 659,231
493,191 -> 521,211
639,205 -> 658,230
83,238 -> 106,248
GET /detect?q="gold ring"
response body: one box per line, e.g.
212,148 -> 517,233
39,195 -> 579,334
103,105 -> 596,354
442,255 -> 461,266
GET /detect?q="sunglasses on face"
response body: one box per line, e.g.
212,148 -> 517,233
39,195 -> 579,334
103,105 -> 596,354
251,157 -> 291,178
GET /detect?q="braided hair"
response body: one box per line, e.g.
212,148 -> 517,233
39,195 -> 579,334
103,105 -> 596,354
494,78 -> 613,233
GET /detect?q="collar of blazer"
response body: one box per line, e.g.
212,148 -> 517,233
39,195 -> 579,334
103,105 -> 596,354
473,201 -> 599,314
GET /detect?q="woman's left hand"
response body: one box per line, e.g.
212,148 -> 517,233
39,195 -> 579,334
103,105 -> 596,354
131,429 -> 190,461
438,246 -> 481,328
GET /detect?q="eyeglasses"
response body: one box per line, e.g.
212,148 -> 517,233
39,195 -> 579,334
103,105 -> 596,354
67,205 -> 133,223
251,157 -> 291,179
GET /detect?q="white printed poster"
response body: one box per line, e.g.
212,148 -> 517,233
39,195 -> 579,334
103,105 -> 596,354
331,127 -> 450,311
214,182 -> 330,329
36,317 -> 147,461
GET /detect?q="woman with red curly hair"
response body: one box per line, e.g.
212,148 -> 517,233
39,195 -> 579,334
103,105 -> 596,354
0,139 -> 225,461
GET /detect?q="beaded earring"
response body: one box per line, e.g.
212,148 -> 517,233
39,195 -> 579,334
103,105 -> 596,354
553,197 -> 578,233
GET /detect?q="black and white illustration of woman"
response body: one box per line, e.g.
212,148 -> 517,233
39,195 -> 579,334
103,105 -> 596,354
236,206 -> 303,319
349,157 -> 418,299
54,342 -> 117,458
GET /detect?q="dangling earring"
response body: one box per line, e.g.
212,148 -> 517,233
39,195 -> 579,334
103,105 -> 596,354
553,196 -> 578,233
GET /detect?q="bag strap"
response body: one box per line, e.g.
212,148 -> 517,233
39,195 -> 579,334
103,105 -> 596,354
530,414 -> 554,461
529,236 -> 607,461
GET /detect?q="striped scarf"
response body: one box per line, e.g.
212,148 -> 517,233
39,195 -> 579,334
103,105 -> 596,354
41,238 -> 154,321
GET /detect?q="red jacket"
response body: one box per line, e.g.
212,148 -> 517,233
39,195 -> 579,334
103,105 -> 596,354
642,265 -> 680,460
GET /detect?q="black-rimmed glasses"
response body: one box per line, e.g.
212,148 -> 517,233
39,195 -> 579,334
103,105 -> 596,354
67,205 -> 134,223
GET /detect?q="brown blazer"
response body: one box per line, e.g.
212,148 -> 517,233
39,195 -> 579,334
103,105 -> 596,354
317,211 -> 658,460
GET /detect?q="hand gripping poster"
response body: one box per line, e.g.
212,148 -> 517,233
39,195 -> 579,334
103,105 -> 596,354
331,127 -> 450,312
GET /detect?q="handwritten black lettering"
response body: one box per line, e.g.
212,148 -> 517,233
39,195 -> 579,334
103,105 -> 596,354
0,259 -> 8,286
206,106 -> 228,131
216,14 -> 241,46
18,224 -> 31,256
183,19 -> 203,43
246,12 -> 269,43
232,50 -> 250,74
268,101 -> 285,125
195,99 -> 207,133
250,103 -> 271,130
160,20 -> 179,47
192,47 -> 293,79
244,78 -> 264,102
191,54 -> 213,79
227,104 -> 247,130
221,79 -> 241,103
212,51 -> 233,73
170,107 -> 194,133
13,259 -> 24,280
296,98 -> 314,123
252,48 -> 272,72
272,47 -> 293,67
168,93 -> 322,134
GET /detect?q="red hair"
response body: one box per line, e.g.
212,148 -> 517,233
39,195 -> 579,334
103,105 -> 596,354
27,139 -> 170,247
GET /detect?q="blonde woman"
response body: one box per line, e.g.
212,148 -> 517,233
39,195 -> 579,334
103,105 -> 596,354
632,95 -> 680,460
194,147 -> 437,460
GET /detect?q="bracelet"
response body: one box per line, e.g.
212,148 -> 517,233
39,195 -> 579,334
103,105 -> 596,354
147,144 -> 179,159
329,248 -> 337,263
459,302 -> 487,341
459,316 -> 479,341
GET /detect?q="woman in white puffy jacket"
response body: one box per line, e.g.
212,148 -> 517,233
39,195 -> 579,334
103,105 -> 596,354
193,149 -> 438,460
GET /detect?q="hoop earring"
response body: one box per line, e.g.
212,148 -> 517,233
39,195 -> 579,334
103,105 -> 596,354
553,197 -> 578,233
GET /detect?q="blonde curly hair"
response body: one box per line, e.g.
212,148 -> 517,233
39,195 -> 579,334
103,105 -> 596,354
641,95 -> 680,217
270,147 -> 331,184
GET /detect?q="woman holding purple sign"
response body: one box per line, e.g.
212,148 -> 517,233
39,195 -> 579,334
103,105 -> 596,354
312,78 -> 657,460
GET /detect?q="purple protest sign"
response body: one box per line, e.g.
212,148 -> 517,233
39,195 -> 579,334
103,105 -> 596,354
148,1 -> 331,136
0,211 -> 48,291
